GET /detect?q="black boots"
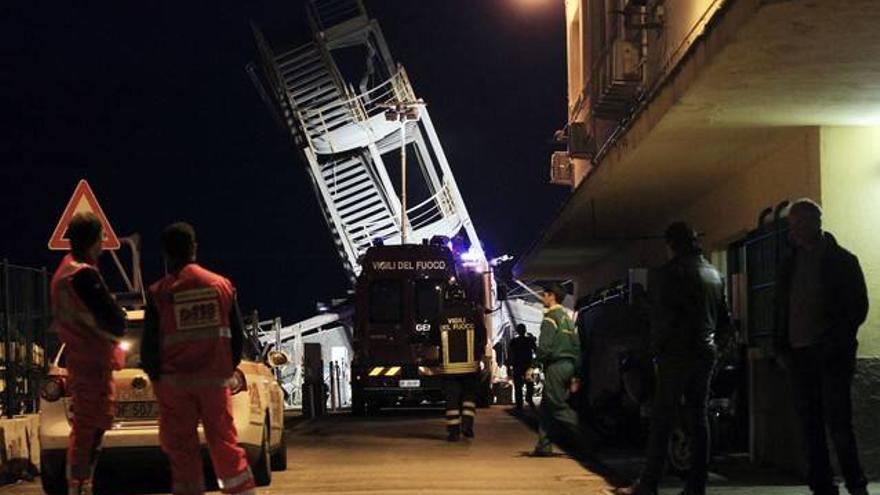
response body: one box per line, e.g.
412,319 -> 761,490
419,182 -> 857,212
462,415 -> 474,438
446,426 -> 460,442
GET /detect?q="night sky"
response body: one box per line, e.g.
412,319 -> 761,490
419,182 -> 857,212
1,1 -> 567,322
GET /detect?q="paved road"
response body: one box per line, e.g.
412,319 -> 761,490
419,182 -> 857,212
2,407 -> 876,494
0,407 -> 611,494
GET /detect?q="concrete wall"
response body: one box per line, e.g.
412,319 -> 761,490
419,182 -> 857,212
570,127 -> 821,298
565,0 -> 584,110
566,0 -> 727,118
644,0 -> 727,84
819,126 -> 880,477
819,126 -> 880,358
564,0 -> 729,189
680,127 -> 821,250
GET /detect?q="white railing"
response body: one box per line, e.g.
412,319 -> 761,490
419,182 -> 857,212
294,68 -> 413,140
343,179 -> 458,249
406,179 -> 456,232
348,68 -> 415,123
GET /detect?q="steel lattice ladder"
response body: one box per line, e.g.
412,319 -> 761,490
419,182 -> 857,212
250,0 -> 485,279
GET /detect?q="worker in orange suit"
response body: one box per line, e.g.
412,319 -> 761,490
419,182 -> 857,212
141,222 -> 255,495
50,212 -> 127,495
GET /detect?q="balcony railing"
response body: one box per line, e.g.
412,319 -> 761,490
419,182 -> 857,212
296,67 -> 416,141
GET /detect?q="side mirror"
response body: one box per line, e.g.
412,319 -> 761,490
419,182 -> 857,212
266,350 -> 290,368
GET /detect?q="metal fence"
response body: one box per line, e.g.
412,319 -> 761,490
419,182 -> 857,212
0,260 -> 50,417
742,204 -> 791,344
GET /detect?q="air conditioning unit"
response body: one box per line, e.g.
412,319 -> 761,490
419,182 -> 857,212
612,39 -> 641,81
550,151 -> 573,186
568,122 -> 595,158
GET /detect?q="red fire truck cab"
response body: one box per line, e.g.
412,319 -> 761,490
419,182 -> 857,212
350,242 -> 492,414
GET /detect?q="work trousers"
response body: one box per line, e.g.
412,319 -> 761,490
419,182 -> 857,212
641,352 -> 715,493
154,383 -> 255,495
512,368 -> 535,409
790,342 -> 867,495
67,365 -> 115,493
443,374 -> 477,436
534,359 -> 589,454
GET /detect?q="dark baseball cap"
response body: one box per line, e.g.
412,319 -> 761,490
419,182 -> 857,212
541,282 -> 567,302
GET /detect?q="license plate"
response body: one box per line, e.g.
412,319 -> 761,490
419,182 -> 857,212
116,401 -> 159,419
399,379 -> 421,388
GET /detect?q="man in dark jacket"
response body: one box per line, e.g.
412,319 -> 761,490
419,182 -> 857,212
776,199 -> 869,495
509,324 -> 536,410
617,222 -> 731,495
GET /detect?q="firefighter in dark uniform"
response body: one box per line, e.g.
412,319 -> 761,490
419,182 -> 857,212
439,283 -> 486,442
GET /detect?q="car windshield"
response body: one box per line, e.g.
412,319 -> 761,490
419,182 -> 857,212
415,280 -> 443,324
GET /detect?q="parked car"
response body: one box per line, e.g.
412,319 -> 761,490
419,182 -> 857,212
576,284 -> 747,474
39,310 -> 287,495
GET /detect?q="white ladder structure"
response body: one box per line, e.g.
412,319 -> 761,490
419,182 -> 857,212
251,0 -> 485,279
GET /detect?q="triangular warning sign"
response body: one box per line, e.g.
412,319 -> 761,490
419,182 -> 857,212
48,180 -> 121,251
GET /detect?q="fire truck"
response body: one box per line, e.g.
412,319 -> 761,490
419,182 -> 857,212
350,241 -> 493,415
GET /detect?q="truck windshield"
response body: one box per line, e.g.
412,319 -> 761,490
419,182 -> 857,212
415,280 -> 443,324
369,280 -> 402,324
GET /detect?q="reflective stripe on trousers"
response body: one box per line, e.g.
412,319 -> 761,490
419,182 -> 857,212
445,409 -> 463,426
218,466 -> 255,494
155,383 -> 253,495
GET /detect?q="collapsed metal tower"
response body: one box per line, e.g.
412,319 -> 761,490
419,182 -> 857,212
250,0 -> 485,279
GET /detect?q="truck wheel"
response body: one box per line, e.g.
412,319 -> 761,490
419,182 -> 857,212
270,427 -> 288,471
476,376 -> 493,408
476,387 -> 492,408
252,421 -> 272,486
40,450 -> 67,495
667,420 -> 693,478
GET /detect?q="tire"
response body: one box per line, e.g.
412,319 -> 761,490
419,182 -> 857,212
252,421 -> 272,487
270,426 -> 288,471
667,424 -> 693,477
40,450 -> 67,495
476,375 -> 493,408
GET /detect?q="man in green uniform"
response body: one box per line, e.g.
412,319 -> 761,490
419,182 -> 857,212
531,282 -> 587,457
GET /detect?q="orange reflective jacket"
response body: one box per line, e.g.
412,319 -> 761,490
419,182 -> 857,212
149,264 -> 236,387
51,254 -> 123,370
